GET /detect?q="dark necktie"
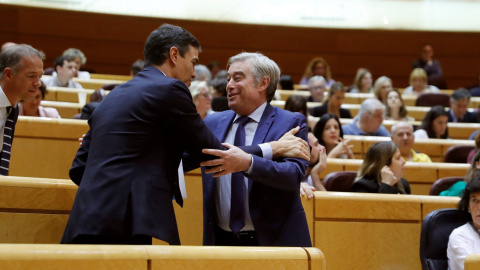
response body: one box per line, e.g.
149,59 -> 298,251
229,116 -> 250,233
0,106 -> 15,175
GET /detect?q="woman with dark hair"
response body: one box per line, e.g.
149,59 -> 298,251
311,82 -> 352,119
384,89 -> 414,121
447,178 -> 480,270
19,81 -> 61,118
299,57 -> 335,88
414,105 -> 449,139
352,141 -> 410,194
313,113 -> 355,159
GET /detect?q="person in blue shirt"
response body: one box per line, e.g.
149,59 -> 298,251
342,98 -> 390,137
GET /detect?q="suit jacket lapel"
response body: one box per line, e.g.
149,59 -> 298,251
214,111 -> 236,142
252,104 -> 275,145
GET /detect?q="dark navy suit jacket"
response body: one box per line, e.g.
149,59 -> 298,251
62,66 -> 230,245
201,104 -> 312,247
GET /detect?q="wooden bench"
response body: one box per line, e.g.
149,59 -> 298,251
342,135 -> 475,162
73,77 -> 126,90
319,159 -> 469,195
465,253 -> 480,270
45,86 -> 96,104
313,192 -> 459,270
0,244 -> 324,270
39,100 -> 83,118
90,73 -> 132,81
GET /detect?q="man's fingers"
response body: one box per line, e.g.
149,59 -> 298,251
287,126 -> 300,136
200,158 -> 224,167
202,148 -> 226,157
221,143 -> 233,149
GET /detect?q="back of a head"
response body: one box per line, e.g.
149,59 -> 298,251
279,75 -> 294,90
0,44 -> 45,78
194,64 -> 212,81
144,24 -> 200,67
227,52 -> 280,102
284,95 -> 307,118
131,59 -> 144,76
450,88 -> 471,102
357,141 -> 397,181
62,48 -> 87,65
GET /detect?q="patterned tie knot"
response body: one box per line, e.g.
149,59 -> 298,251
236,116 -> 250,127
6,106 -> 12,116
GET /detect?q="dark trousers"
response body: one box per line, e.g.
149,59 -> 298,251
214,226 -> 259,246
70,234 -> 152,245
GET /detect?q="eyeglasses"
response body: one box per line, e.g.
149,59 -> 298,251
200,91 -> 212,98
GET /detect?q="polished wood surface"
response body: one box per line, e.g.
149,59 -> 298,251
465,253 -> 480,270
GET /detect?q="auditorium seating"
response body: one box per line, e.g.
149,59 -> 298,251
318,159 -> 469,195
44,86 -> 95,104
429,177 -> 464,196
73,77 -> 126,89
39,100 -> 83,118
0,244 -> 325,270
90,73 -> 132,81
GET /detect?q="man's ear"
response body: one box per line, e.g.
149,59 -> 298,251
258,76 -> 270,93
169,47 -> 179,65
2,67 -> 13,81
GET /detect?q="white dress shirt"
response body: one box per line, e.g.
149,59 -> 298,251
0,86 -> 13,152
448,222 -> 480,270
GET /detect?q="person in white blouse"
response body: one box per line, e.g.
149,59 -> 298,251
447,178 -> 480,270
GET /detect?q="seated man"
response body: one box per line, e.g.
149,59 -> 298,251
391,122 -> 432,162
44,55 -> 82,89
449,88 -> 478,123
342,98 -> 390,136
307,76 -> 326,103
301,131 -> 327,197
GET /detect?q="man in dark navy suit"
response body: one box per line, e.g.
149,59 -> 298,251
199,52 -> 312,247
448,88 -> 478,123
62,25 -> 308,245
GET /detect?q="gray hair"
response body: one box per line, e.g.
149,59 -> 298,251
227,52 -> 280,102
391,121 -> 414,136
357,98 -> 384,120
0,44 -> 45,79
450,88 -> 471,102
188,80 -> 209,103
308,75 -> 326,87
63,48 -> 87,65
194,64 -> 212,81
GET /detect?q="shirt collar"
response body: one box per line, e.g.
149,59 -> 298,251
0,86 -> 12,107
234,102 -> 267,123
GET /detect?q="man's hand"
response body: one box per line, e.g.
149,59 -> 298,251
269,126 -> 310,161
79,134 -> 85,146
200,143 -> 252,177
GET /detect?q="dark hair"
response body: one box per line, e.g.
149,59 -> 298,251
420,105 -> 449,139
0,44 -> 45,78
279,75 -> 294,90
329,82 -> 345,96
465,150 -> 480,183
143,24 -> 201,67
54,55 -> 75,72
313,113 -> 344,147
284,95 -> 307,119
385,89 -> 408,118
450,88 -> 471,102
458,177 -> 480,220
356,141 -> 406,194
131,59 -> 144,76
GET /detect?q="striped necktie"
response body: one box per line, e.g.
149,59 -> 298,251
229,116 -> 250,233
0,106 -> 15,175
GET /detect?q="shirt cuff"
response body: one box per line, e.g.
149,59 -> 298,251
259,143 -> 273,160
245,154 -> 254,174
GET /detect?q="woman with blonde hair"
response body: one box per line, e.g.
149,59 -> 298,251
350,68 -> 373,93
300,57 -> 335,87
352,141 -> 410,194
403,68 -> 440,95
373,76 -> 393,103
188,80 -> 212,120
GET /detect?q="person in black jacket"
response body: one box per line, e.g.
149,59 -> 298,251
352,141 -> 411,194
311,82 -> 351,119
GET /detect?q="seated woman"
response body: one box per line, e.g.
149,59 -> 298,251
414,105 -> 449,139
373,76 -> 393,103
468,131 -> 480,163
403,68 -> 440,95
349,68 -> 373,93
441,150 -> 480,197
313,113 -> 355,159
18,82 -> 61,118
352,141 -> 411,194
384,89 -> 414,121
299,57 -> 335,88
311,82 -> 352,119
188,80 -> 212,120
284,95 -> 315,127
447,178 -> 480,270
